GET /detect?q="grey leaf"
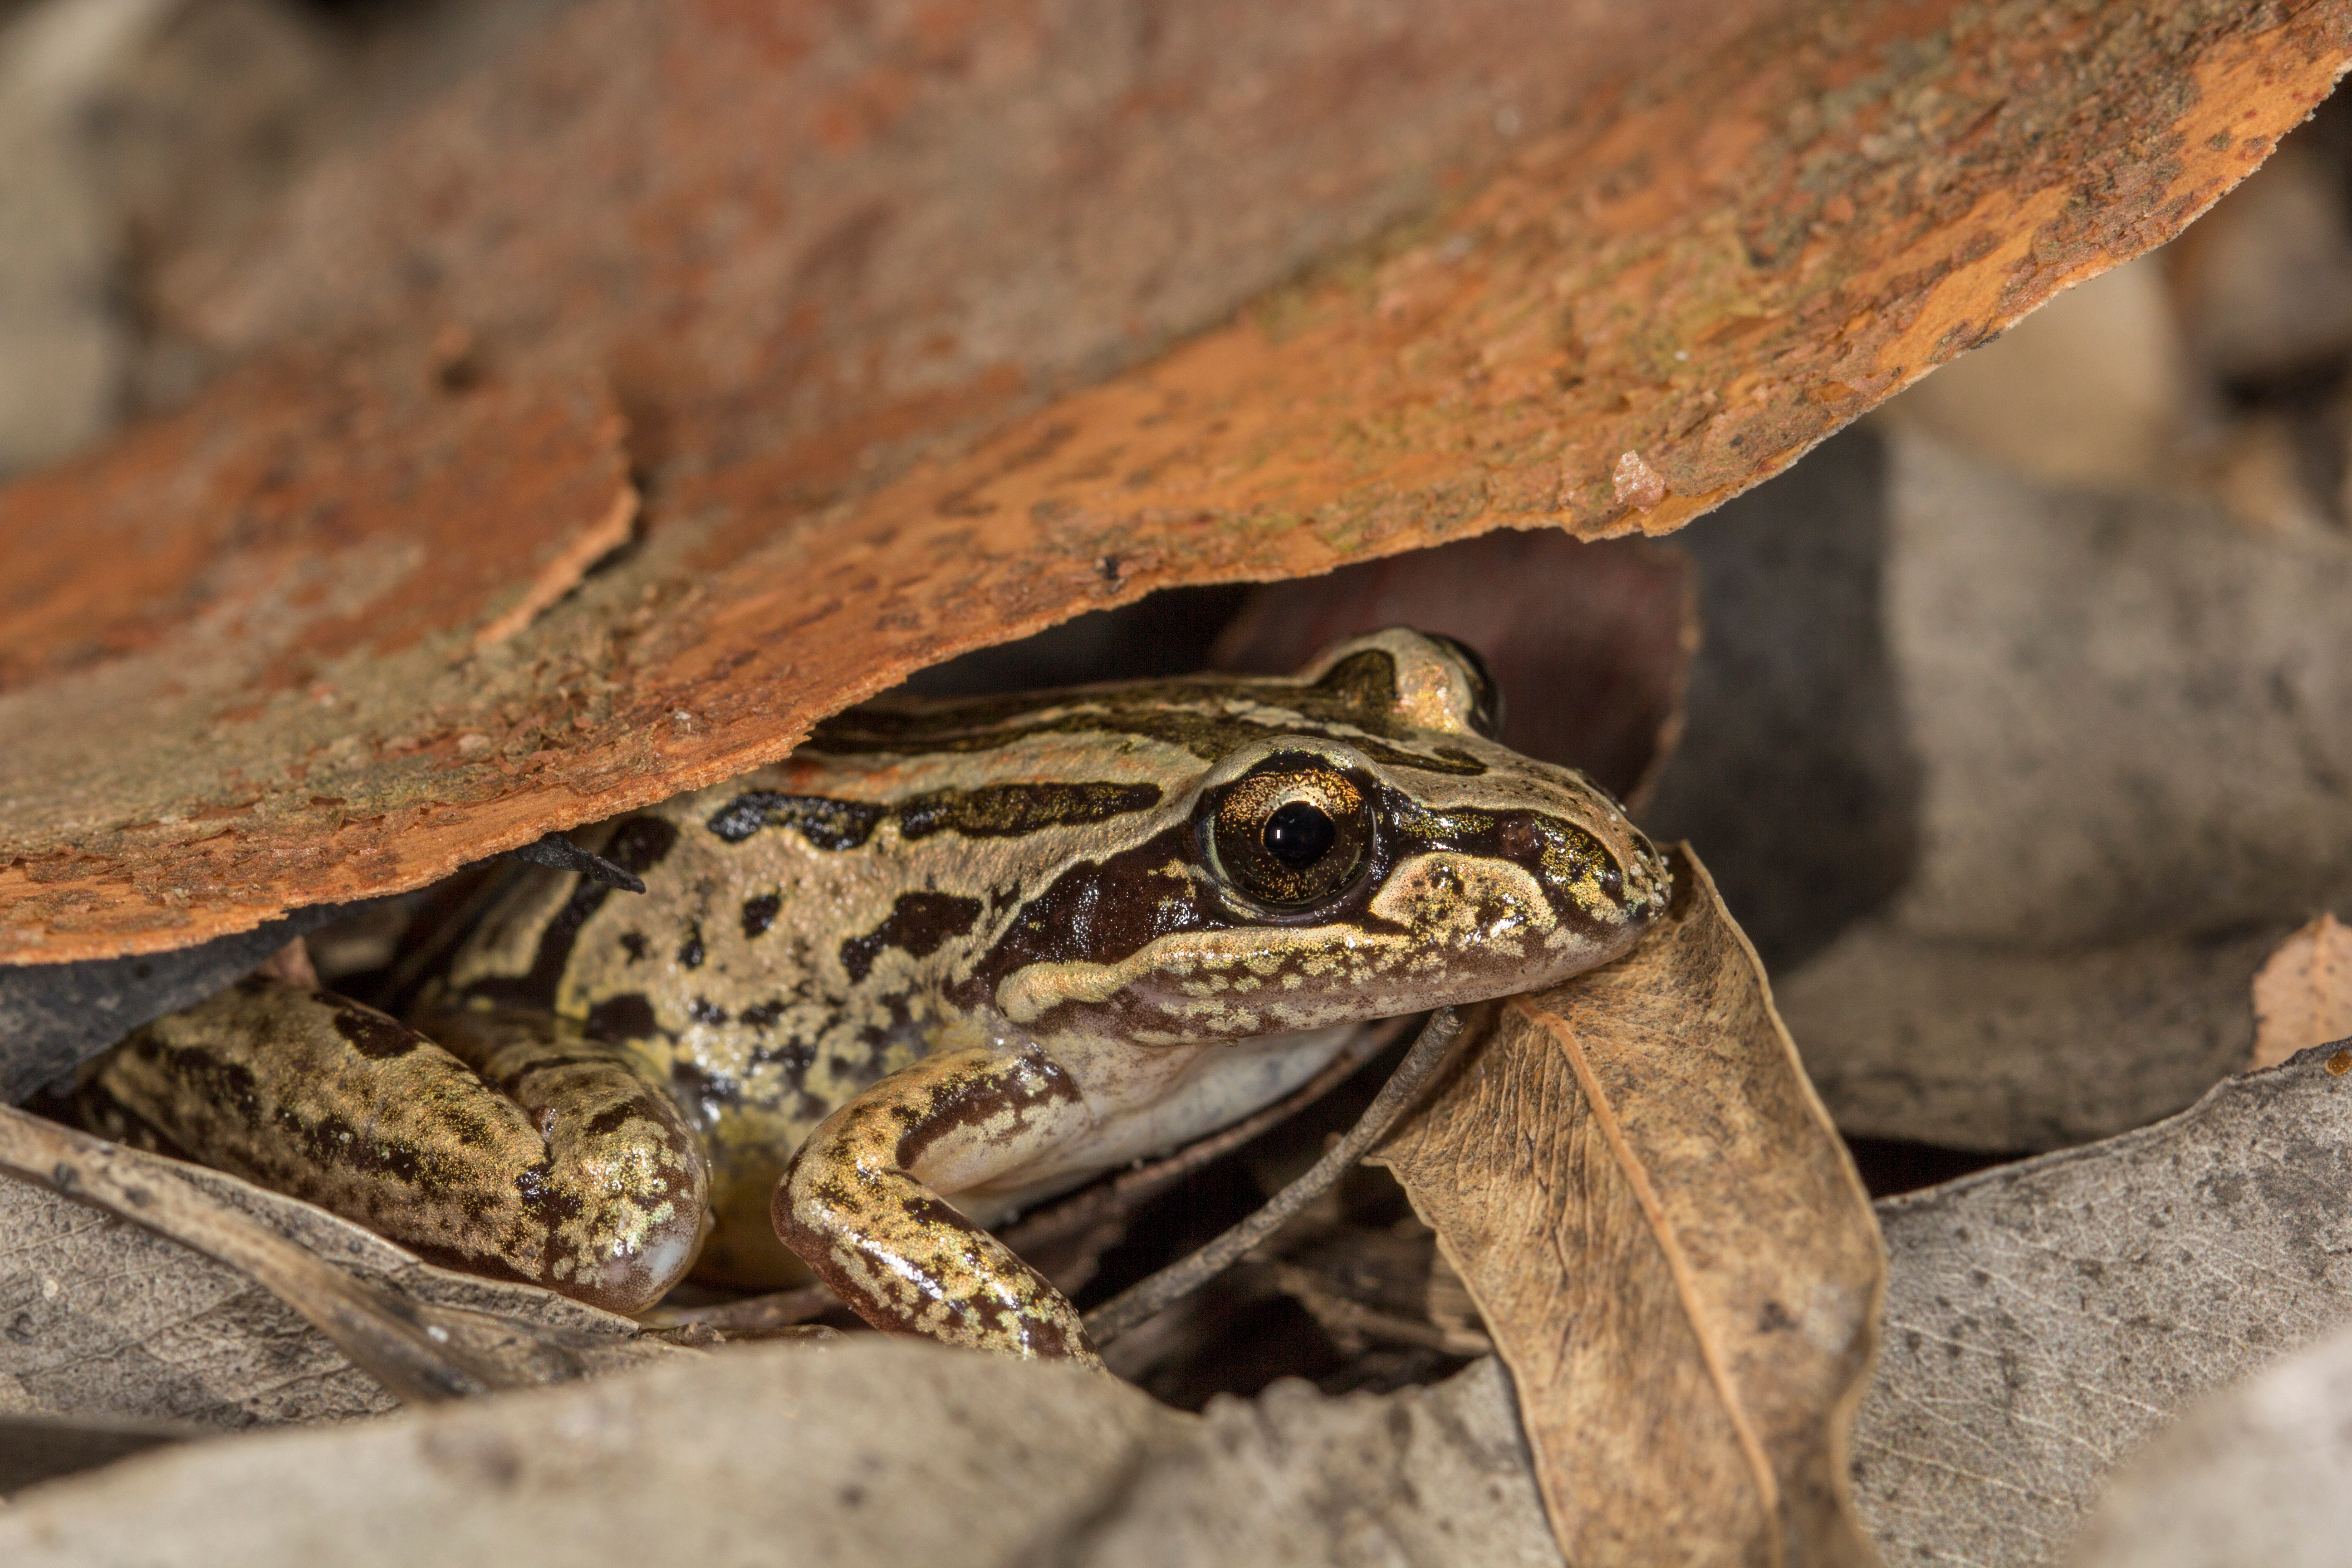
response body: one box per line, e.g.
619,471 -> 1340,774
1850,1043 -> 2352,1566
0,1147 -> 684,1430
0,1338 -> 1563,1568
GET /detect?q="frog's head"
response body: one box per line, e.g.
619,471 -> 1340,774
980,628 -> 1672,1044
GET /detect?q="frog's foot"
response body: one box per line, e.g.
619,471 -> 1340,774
87,979 -> 709,1314
774,1043 -> 1103,1367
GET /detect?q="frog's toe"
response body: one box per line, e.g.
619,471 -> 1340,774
557,1186 -> 712,1316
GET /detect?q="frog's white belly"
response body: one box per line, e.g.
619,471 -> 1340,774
957,1023 -> 1374,1220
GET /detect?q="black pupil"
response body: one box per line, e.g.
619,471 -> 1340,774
1262,801 -> 1337,868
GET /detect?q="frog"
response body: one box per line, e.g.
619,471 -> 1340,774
78,628 -> 1670,1367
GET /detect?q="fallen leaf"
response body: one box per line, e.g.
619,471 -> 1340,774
2249,912 -> 2352,1070
2062,1320 -> 2352,1568
1849,1044 -> 2352,1567
0,1 -> 2337,966
0,1337 -> 1565,1568
1376,849 -> 1884,1567
1784,918 -> 2284,1152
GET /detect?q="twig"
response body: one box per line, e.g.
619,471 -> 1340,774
1000,1018 -> 1403,1260
1083,1006 -> 1463,1348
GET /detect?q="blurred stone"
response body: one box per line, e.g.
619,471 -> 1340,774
2171,132 -> 2352,386
2064,1322 -> 2352,1568
0,0 -> 173,473
1873,255 -> 2190,492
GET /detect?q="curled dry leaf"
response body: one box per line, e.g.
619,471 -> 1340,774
2249,911 -> 2352,1070
1375,849 -> 1884,1568
1851,1045 -> 2352,1567
0,1 -> 2339,968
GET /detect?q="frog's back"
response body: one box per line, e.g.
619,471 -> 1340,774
436,686 -> 1241,1281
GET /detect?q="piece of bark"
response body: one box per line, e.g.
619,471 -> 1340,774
0,1337 -> 1565,1568
0,1 -> 2338,969
2062,1320 -> 2352,1568
0,1129 -> 683,1429
1376,849 -> 1884,1568
1849,1044 -> 2352,1568
2249,911 -> 2352,1070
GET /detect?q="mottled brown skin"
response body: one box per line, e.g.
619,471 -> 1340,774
83,630 -> 1670,1356
89,980 -> 706,1313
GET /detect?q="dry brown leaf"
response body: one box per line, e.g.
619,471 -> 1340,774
2249,912 -> 2352,1070
0,2 -> 2338,964
1376,850 -> 1884,1568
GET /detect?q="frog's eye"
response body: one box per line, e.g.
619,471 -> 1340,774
1205,762 -> 1373,910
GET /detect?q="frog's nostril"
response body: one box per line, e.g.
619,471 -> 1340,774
1498,816 -> 1545,860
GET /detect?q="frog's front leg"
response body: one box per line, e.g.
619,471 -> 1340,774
85,979 -> 709,1314
774,1042 -> 1102,1367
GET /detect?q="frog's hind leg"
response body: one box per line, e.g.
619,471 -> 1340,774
85,978 -> 709,1314
774,1042 -> 1103,1367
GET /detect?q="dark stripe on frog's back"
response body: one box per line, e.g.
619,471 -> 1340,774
807,650 -> 1487,776
705,779 -> 1166,848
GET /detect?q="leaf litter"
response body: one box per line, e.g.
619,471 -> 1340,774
6,1 -> 2352,1564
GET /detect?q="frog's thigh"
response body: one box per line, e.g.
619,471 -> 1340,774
774,1044 -> 1102,1366
94,979 -> 708,1314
